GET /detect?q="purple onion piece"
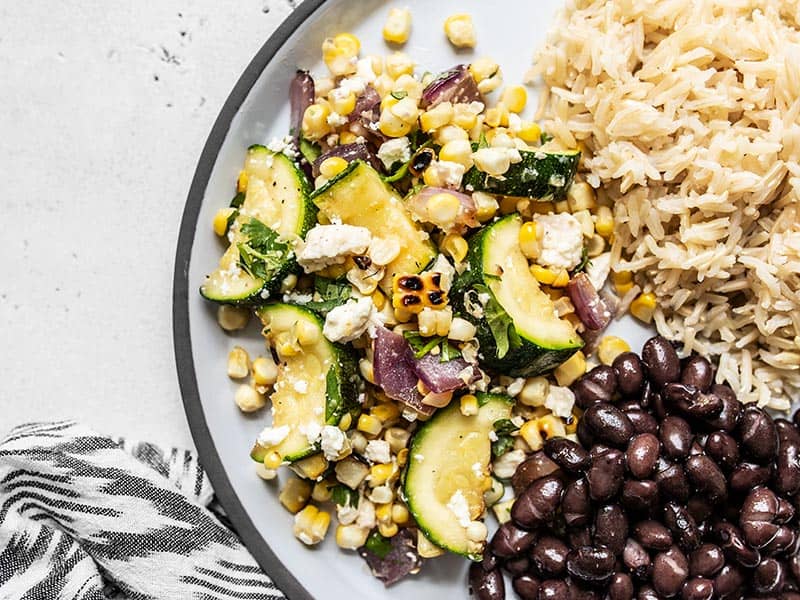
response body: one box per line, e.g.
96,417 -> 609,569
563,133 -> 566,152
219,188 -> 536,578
567,272 -> 612,331
413,353 -> 476,393
359,529 -> 422,587
312,143 -> 382,177
373,328 -> 434,416
421,64 -> 483,108
349,85 -> 381,124
289,70 -> 315,144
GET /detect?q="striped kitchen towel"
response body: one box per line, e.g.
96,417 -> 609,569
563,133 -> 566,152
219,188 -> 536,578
0,422 -> 282,600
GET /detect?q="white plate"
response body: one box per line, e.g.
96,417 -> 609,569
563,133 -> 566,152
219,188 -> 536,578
173,1 -> 653,598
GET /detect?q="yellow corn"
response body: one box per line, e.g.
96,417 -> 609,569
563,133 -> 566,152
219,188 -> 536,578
263,451 -> 282,470
227,346 -> 250,379
319,156 -> 349,179
336,524 -> 370,550
357,414 -> 383,436
530,265 -> 557,285
385,52 -> 415,78
370,463 -> 394,487
372,402 -> 400,423
252,356 -> 278,386
339,130 -> 358,145
213,208 -> 235,237
418,531 -> 446,557
234,384 -> 265,413
442,234 -> 468,262
452,103 -> 478,129
390,96 -> 420,123
338,413 -> 353,431
434,124 -> 469,145
383,7 -> 412,44
391,503 -> 410,525
420,101 -> 454,132
375,502 -> 393,524
473,192 -> 499,222
427,192 -> 461,225
301,104 -> 332,140
554,350 -> 587,387
565,413 -> 580,435
385,427 -> 411,453
378,521 -> 399,538
502,86 -> 528,113
322,33 -> 360,76
551,269 -> 570,288
460,394 -> 479,417
612,270 -> 633,295
517,121 -> 542,143
312,480 -> 335,503
538,414 -> 567,439
439,139 -> 474,170
396,447 -> 409,466
359,358 -> 375,384
378,109 -> 412,137
567,182 -> 597,212
237,170 -> 249,193
518,222 -> 539,259
293,505 -> 331,545
485,105 -> 508,128
295,319 -> 321,346
371,290 -> 386,310
595,205 -> 614,238
630,292 -> 657,323
469,58 -> 499,83
330,91 -> 356,116
519,420 -> 543,451
279,477 -> 312,514
598,336 -> 631,366
444,13 -> 476,48
333,33 -> 360,55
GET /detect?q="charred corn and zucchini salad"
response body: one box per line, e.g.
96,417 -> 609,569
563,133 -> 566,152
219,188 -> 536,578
202,9 -> 640,586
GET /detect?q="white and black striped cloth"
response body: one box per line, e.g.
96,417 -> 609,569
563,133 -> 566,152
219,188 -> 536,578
0,422 -> 283,600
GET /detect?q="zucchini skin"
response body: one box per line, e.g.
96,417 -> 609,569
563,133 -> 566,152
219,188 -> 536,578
451,216 -> 582,377
463,149 -> 580,200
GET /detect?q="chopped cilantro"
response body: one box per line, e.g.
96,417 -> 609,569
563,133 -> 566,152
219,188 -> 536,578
365,531 -> 393,558
403,331 -> 462,362
331,484 -> 359,507
237,218 -> 291,281
475,284 -> 521,359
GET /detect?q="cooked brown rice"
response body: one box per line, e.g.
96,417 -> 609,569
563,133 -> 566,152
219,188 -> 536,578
531,0 -> 800,409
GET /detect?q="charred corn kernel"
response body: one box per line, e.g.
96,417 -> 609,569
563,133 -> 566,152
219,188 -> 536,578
473,192 -> 499,222
469,57 -> 499,83
518,120 -> 542,143
630,292 -> 657,323
442,234 -> 468,262
435,124 -> 470,145
392,272 -> 448,313
595,205 -> 614,238
330,91 -> 356,116
390,96 -> 419,123
312,480 -> 334,502
213,208 -> 236,236
439,139 -> 474,170
385,52 -> 415,78
338,413 -> 352,431
567,182 -> 597,212
217,305 -> 249,331
565,413 -> 579,435
501,85 -> 528,113
444,13 -> 476,48
460,394 -> 479,416
531,265 -> 558,285
319,156 -> 349,179
449,317 -> 477,342
420,101 -> 454,132
236,169 -> 249,193
385,427 -> 411,453
336,524 -> 370,550
378,109 -> 411,137
357,414 -> 383,436
383,7 -> 412,44
554,350 -> 587,387
520,420 -> 544,451
372,402 -> 400,423
452,103 -> 478,129
427,192 -> 461,224
339,130 -> 358,145
280,477 -> 312,514
538,414 -> 567,439
263,450 -> 283,470
518,222 -> 539,259
396,447 -> 409,466
598,336 -> 631,366
252,353 -> 277,384
301,104 -> 332,140
551,269 -> 570,288
418,531 -> 445,558
370,463 -> 394,487
391,503 -> 410,525
293,505 -> 331,545
359,358 -> 375,384
378,521 -> 399,538
292,454 -> 328,480
234,384 -> 265,413
394,306 -> 413,322
335,456 -> 369,488
227,346 -> 250,379
519,377 -> 549,407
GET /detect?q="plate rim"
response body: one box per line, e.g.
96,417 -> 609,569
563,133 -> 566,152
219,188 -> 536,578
172,2 -> 327,599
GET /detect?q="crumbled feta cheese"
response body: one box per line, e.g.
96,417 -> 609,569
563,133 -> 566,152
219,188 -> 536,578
427,160 -> 466,188
356,499 -> 376,529
293,380 -> 308,394
471,462 -> 484,478
299,421 -> 323,445
338,75 -> 368,96
257,425 -> 290,448
326,111 -> 348,127
355,58 -> 377,83
447,490 -> 472,527
320,425 -> 346,460
506,377 -> 526,397
266,135 -> 298,159
323,296 -> 376,343
544,386 -> 576,419
365,440 -> 391,464
586,251 -> 612,292
488,430 -> 499,442
296,224 -> 372,272
534,213 -> 584,271
427,254 -> 456,292
492,449 -> 526,479
377,137 -> 411,169
282,291 -> 313,305
337,503 -> 359,525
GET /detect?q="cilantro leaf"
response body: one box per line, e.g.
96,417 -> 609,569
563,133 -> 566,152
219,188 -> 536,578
305,277 -> 352,314
491,436 -> 515,458
365,531 -> 393,558
540,131 -> 554,144
237,218 -> 291,281
331,484 -> 359,507
299,136 -> 321,165
571,245 -> 591,275
474,284 -> 521,359
403,331 -> 462,362
229,192 -> 246,208
493,419 -> 520,436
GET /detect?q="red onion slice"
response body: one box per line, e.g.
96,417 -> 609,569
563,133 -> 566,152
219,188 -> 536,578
567,273 -> 612,331
289,70 -> 315,144
373,328 -> 434,416
413,352 -> 476,393
312,143 -> 382,177
421,64 -> 483,108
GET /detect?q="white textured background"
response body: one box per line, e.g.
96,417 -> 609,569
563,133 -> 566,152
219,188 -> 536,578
0,0 -> 298,448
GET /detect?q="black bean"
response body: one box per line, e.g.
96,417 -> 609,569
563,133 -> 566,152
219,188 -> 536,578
703,431 -> 739,472
684,454 -> 727,502
511,475 -> 564,530
637,585 -> 659,600
511,452 -> 561,496
713,564 -> 745,599
490,522 -> 537,558
680,578 -> 713,600
594,503 -> 628,555
738,406 -> 779,464
565,545 -> 615,584
654,461 -> 691,502
660,416 -> 694,460
538,579 -> 568,600
663,501 -> 702,551
586,448 -> 625,502
562,478 -> 592,527
608,572 -> 634,600
652,545 -> 689,598
753,557 -> 785,595
529,535 -> 568,577
626,433 -> 660,479
642,336 -> 681,387
689,543 -> 725,578
761,525 -> 796,556
681,355 -> 713,391
512,574 -> 540,600
650,390 -> 670,420
584,403 -> 634,447
589,443 -> 612,459
686,496 -> 713,524
625,409 -> 659,435
567,527 -> 592,549
576,417 -> 596,448
714,521 -> 761,568
502,555 -> 529,576
468,562 -> 505,600
776,419 -> 800,496
634,519 -> 673,551
729,461 -> 772,493
705,385 -> 741,431
777,496 -> 795,523
617,399 -> 642,412
543,438 -> 590,473
572,365 -> 618,409
566,581 -> 601,600
621,479 -> 660,514
740,486 -> 781,548
623,537 -> 652,580
666,386 -> 724,420
613,352 -> 644,396
481,552 -> 498,572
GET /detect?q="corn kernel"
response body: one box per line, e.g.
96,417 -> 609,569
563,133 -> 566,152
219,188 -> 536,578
255,464 -> 277,480
612,270 -> 633,297
227,346 -> 250,379
370,463 -> 394,486
378,109 -> 411,137
385,52 -> 415,78
378,521 -> 399,538
460,394 -> 479,416
251,356 -> 277,387
396,447 -> 409,466
383,7 -> 412,44
452,103 -> 478,129
517,120 -> 542,143
478,74 -> 503,94
518,222 -> 539,259
390,96 -> 419,123
372,402 -> 400,423
449,317 -> 477,342
330,91 -> 356,116
236,169 -> 249,193
630,292 -> 657,323
595,205 -> 614,238
519,377 -> 549,407
501,86 -> 528,113
567,182 -> 597,212
279,477 -> 312,514
434,124 -> 469,145
234,384 -> 265,413
263,450 -> 283,470
551,269 -> 570,288
319,156 -> 349,179
598,336 -> 631,366
216,305 -> 249,331
473,192 -> 499,222
520,420 -> 544,451
420,101 -> 454,132
339,130 -> 358,145
213,208 -> 236,236
439,139 -> 474,170
391,503 -> 410,525
312,480 -> 335,502
469,58 -> 499,83
554,350 -> 587,387
442,234 -> 468,263
427,192 -> 461,226
385,427 -> 411,453
336,524 -> 370,550
531,265 -> 558,285
565,413 -> 579,435
417,531 -> 445,558
473,146 -> 514,177
376,501 -> 393,523
444,13 -> 476,48
301,104 -> 332,140
538,414 -> 567,439
338,413 -> 353,431
293,505 -> 331,545
358,358 -> 375,384
357,414 -> 383,436
393,73 -> 424,100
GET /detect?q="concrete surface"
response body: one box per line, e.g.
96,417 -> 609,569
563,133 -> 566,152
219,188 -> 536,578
0,0 -> 298,449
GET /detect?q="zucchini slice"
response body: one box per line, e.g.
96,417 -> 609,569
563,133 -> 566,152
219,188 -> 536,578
451,214 -> 583,376
311,161 -> 436,292
200,146 -> 316,304
404,393 -> 513,559
250,303 -> 359,463
463,148 -> 580,200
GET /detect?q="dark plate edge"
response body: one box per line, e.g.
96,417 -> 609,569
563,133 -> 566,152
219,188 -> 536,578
172,2 -> 327,599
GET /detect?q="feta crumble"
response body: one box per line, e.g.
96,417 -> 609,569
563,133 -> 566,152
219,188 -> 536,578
323,296 -> 376,343
320,425 -> 347,460
446,490 -> 472,528
257,425 -> 290,448
295,224 -> 372,272
426,160 -> 466,189
299,421 -> 323,445
326,111 -> 348,127
586,251 -> 612,292
364,439 -> 391,464
266,135 -> 298,159
534,213 -> 584,271
544,386 -> 576,419
377,137 -> 411,170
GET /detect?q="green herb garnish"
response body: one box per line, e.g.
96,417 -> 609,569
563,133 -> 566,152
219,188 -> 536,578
403,331 -> 462,362
540,131 -> 554,144
305,277 -> 352,314
390,90 -> 408,100
571,245 -> 591,275
299,135 -> 321,164
229,191 -> 246,209
237,218 -> 291,281
331,484 -> 359,508
475,284 -> 521,359
365,531 -> 393,558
